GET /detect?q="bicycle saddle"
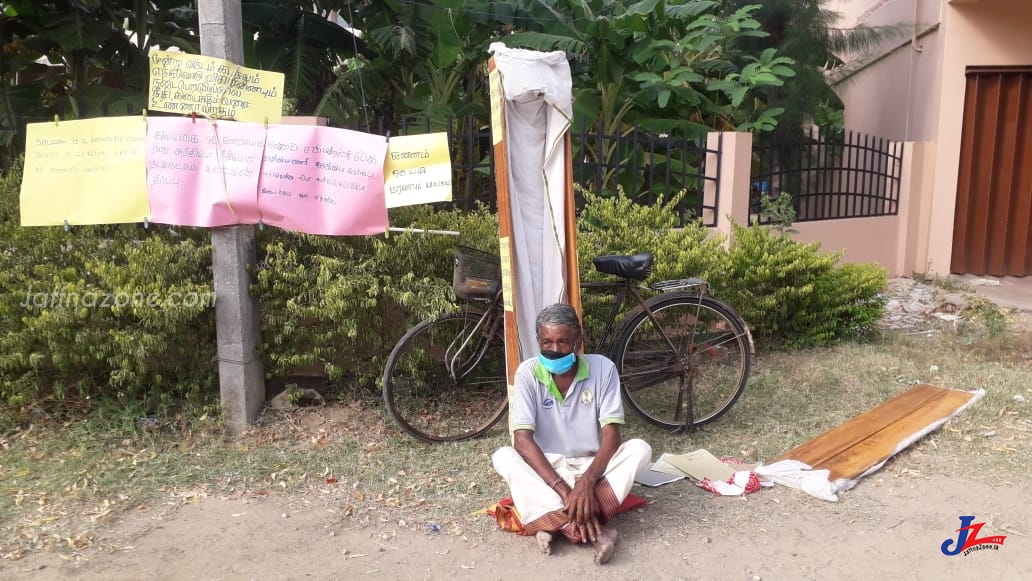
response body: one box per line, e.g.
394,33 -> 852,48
592,253 -> 654,280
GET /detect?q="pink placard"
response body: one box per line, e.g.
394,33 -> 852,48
257,125 -> 388,236
146,117 -> 263,226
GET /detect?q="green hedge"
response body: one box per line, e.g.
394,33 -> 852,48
1,163 -> 886,422
0,162 -> 217,420
578,189 -> 887,348
253,203 -> 498,385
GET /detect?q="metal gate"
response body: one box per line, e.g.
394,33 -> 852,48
951,67 -> 1032,276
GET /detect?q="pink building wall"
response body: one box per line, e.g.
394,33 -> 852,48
831,0 -> 944,142
708,133 -> 933,278
823,0 -> 1032,277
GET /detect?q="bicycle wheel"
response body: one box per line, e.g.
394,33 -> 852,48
613,292 -> 751,430
382,309 -> 508,443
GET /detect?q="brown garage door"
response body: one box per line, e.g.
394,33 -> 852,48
951,67 -> 1032,276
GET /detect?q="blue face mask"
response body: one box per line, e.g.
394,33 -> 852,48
538,350 -> 577,374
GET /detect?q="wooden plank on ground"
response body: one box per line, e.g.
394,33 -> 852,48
776,384 -> 978,481
777,384 -> 944,468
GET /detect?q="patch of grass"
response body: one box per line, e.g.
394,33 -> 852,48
912,272 -> 972,293
960,318 -> 1032,366
957,295 -> 1009,338
2,314 -> 1030,561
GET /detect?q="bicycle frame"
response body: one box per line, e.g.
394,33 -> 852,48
385,253 -> 750,442
444,299 -> 505,381
579,279 -> 636,355
456,274 -> 708,365
581,277 -> 708,359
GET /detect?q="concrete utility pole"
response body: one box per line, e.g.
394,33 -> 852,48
198,0 -> 266,436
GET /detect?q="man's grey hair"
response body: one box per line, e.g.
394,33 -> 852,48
535,303 -> 583,337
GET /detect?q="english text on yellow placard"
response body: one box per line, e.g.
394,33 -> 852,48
20,117 -> 149,226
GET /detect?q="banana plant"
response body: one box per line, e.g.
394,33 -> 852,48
0,0 -> 196,167
497,0 -> 794,193
238,1 -> 370,116
316,0 -> 508,131
0,0 -> 369,167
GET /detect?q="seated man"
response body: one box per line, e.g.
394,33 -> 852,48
491,303 -> 652,564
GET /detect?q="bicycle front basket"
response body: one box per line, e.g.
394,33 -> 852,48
453,246 -> 501,300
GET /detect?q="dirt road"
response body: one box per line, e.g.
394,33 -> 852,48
6,462 -> 1027,581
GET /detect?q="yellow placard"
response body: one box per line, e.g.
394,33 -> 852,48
20,117 -> 149,226
489,68 -> 504,146
383,133 -> 452,208
499,236 -> 514,312
148,50 -> 284,124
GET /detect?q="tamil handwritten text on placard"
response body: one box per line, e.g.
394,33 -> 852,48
146,117 -> 264,227
384,132 -> 453,208
489,68 -> 504,146
148,50 -> 285,124
257,125 -> 388,236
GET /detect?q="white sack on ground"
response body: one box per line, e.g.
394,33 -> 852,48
757,388 -> 986,502
754,460 -> 839,502
488,42 -> 573,360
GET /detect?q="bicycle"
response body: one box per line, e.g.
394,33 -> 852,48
381,246 -> 754,444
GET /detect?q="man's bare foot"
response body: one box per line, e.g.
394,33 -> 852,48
535,531 -> 553,555
592,527 -> 618,565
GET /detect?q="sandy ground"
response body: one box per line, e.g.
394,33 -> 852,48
4,463 -> 1027,581
3,281 -> 1029,581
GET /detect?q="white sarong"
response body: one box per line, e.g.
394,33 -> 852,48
491,439 -> 651,539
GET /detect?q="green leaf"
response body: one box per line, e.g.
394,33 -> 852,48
706,79 -> 735,92
729,86 -> 749,107
670,69 -> 704,85
665,1 -> 720,19
749,72 -> 783,86
657,88 -> 671,109
624,0 -> 664,18
494,32 -> 588,58
632,72 -> 664,84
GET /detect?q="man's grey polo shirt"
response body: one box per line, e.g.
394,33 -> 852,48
510,354 -> 625,458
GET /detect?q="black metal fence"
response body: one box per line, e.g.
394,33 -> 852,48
571,121 -> 720,227
750,128 -> 904,224
368,116 -> 720,227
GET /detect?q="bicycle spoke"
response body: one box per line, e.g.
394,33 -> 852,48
383,311 -> 508,443
615,294 -> 750,430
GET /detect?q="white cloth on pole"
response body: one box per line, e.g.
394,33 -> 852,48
488,42 -> 574,360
